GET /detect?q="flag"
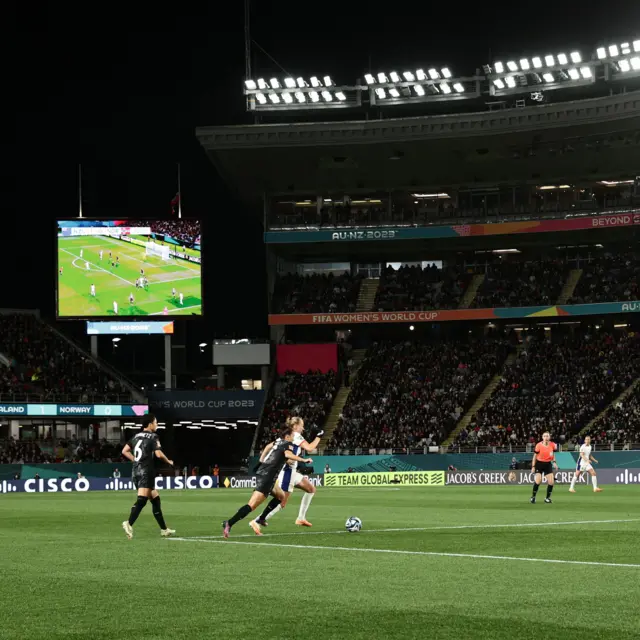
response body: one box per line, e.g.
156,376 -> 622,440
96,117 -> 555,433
170,192 -> 180,215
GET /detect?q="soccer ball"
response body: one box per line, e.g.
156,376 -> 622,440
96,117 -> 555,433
345,516 -> 362,532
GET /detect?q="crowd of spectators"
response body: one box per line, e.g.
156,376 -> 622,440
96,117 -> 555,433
0,313 -> 130,400
472,258 -> 569,308
0,437 -> 123,465
570,252 -> 640,304
128,219 -> 201,246
272,273 -> 363,314
258,371 -> 338,448
374,264 -> 470,311
588,387 -> 640,447
328,338 -> 510,452
455,330 -> 640,449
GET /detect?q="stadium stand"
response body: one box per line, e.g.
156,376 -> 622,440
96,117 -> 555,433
328,338 -> 510,453
456,329 -> 640,450
258,371 -> 338,448
569,252 -> 640,304
0,438 -> 123,464
374,264 -> 470,311
272,273 -> 363,314
0,312 -> 132,401
588,386 -> 640,448
127,219 -> 201,245
471,257 -> 569,308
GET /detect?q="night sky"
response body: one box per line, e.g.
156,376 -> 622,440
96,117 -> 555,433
8,0 -> 640,342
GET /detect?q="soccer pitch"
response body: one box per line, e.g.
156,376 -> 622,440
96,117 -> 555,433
57,235 -> 202,317
2,487 -> 640,640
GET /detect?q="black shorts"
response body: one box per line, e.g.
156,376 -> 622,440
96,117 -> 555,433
132,470 -> 156,490
255,472 -> 278,497
535,461 -> 553,476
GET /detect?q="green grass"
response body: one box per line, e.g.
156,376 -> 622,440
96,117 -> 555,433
2,486 -> 640,640
57,236 -> 202,316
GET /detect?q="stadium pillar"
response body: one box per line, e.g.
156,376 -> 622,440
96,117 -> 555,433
164,335 -> 172,390
9,420 -> 19,440
90,336 -> 98,358
217,366 -> 225,389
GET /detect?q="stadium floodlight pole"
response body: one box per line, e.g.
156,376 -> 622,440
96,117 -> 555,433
78,164 -> 83,218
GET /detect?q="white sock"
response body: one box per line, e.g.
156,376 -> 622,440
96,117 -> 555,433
570,475 -> 577,490
264,504 -> 282,521
592,475 -> 598,490
298,492 -> 314,520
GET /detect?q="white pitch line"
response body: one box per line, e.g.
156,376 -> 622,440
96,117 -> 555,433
149,304 -> 201,315
174,518 -> 640,540
156,275 -> 201,285
169,538 -> 640,569
61,249 -> 133,286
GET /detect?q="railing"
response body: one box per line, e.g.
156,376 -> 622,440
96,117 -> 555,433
0,392 -> 136,403
268,203 -> 640,231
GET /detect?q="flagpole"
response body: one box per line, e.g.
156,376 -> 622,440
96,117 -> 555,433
177,163 -> 182,219
78,164 -> 83,218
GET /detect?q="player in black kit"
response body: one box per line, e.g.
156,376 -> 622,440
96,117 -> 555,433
222,426 -> 312,538
121,414 -> 176,539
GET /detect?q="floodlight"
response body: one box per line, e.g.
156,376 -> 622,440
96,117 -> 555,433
609,44 -> 619,57
282,92 -> 293,103
309,91 -> 320,102
621,43 -> 631,55
403,71 -> 415,81
310,76 -> 321,87
256,93 -> 267,104
494,78 -> 505,89
365,73 -> 375,84
520,58 -> 530,70
619,59 -> 631,72
505,76 -> 516,88
557,53 -> 568,65
377,72 -> 387,83
631,57 -> 640,70
494,61 -> 505,73
428,68 -> 439,79
507,60 -> 518,71
416,69 -> 426,80
545,55 -> 554,66
570,51 -> 581,63
268,93 -> 280,103
414,84 -> 425,95
375,87 -> 385,99
635,41 -> 640,52
453,82 -> 464,92
442,68 -> 452,78
597,47 -> 607,59
532,57 -> 543,69
296,77 -> 306,88
580,66 -> 592,78
245,80 -> 257,90
270,78 -> 280,89
389,71 -> 400,82
542,72 -> 554,82
323,76 -> 333,86
335,91 -> 346,101
321,90 -> 333,101
284,77 -> 296,88
440,82 -> 452,94
568,68 -> 580,80
294,92 -> 306,103
257,78 -> 268,89
389,88 -> 400,97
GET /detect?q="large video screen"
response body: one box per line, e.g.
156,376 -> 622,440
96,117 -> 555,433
57,219 -> 202,317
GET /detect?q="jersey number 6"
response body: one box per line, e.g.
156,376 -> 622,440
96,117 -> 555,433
134,440 -> 143,462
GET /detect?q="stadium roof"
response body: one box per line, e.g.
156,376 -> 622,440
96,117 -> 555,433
197,91 -> 640,201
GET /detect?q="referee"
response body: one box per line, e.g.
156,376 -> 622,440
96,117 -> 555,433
530,431 -> 558,504
222,426 -> 312,538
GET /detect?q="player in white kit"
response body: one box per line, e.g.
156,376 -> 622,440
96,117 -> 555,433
90,284 -> 96,297
113,301 -> 118,315
250,416 -> 323,533
569,436 -> 602,493
179,292 -> 184,305
80,249 -> 83,258
99,250 -> 103,261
